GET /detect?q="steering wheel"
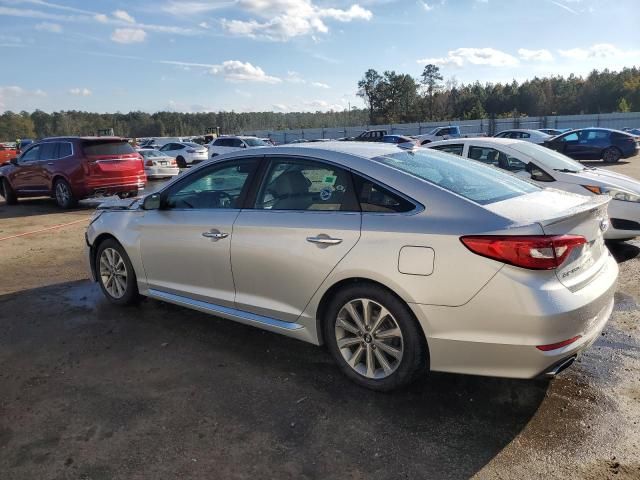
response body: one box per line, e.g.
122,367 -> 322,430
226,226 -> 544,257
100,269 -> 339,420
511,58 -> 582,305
216,191 -> 234,208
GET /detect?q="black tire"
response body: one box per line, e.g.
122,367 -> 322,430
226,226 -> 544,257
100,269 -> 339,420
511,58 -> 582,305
53,178 -> 77,209
176,156 -> 187,169
602,147 -> 622,163
323,283 -> 428,392
211,153 -> 219,158
95,238 -> 140,306
1,178 -> 18,205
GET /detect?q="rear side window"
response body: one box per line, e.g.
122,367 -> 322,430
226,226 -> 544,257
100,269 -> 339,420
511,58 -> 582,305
353,175 -> 415,213
58,142 -> 72,158
376,149 -> 539,205
255,158 -> 358,211
39,142 -> 58,160
432,144 -> 463,156
83,141 -> 134,156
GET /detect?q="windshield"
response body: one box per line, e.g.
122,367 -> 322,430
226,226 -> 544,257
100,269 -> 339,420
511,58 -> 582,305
509,142 -> 585,172
376,149 -> 539,205
244,138 -> 268,147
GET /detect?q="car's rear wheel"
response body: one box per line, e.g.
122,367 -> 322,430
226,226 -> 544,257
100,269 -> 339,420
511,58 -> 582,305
602,147 -> 622,163
96,239 -> 139,306
324,283 -> 428,391
54,179 -> 77,208
1,178 -> 18,205
176,156 -> 187,169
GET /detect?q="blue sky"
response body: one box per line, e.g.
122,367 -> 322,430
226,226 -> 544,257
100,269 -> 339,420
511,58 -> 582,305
1,0 -> 639,113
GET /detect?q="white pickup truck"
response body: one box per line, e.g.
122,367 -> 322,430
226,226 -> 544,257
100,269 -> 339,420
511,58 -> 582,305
415,126 -> 477,145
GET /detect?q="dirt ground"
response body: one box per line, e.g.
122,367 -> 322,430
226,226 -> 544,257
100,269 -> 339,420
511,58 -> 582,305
0,158 -> 639,479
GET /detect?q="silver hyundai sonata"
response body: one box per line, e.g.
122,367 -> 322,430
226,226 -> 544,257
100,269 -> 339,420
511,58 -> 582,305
86,142 -> 618,391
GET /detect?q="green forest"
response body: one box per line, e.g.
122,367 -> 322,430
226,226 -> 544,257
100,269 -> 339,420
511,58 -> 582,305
1,66 -> 639,140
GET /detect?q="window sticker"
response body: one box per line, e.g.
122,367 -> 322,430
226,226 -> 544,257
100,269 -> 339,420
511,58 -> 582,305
320,187 -> 333,201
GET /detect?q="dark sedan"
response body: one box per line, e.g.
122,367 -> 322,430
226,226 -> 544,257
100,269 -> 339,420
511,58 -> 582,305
545,128 -> 640,162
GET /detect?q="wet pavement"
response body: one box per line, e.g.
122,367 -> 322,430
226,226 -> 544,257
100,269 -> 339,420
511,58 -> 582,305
0,167 -> 639,479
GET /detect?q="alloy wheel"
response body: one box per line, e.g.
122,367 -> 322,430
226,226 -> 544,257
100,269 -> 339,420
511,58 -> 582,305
55,182 -> 70,205
334,298 -> 404,379
99,248 -> 128,299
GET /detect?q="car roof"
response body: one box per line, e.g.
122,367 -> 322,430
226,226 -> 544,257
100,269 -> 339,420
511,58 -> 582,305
498,129 -> 545,133
41,136 -> 127,142
428,137 -> 523,147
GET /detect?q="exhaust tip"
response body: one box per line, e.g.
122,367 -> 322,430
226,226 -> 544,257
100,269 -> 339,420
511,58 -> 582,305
544,355 -> 577,378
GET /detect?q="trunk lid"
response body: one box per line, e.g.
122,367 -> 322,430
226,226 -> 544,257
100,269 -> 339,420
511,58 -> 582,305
486,189 -> 610,290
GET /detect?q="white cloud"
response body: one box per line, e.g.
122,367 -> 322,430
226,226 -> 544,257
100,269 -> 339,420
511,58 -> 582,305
69,87 -> 92,96
221,0 -> 372,41
272,103 -> 289,111
558,43 -> 639,61
199,21 -> 209,28
518,48 -> 553,62
286,71 -> 306,84
418,47 -> 518,67
94,13 -> 108,23
548,0 -> 578,14
34,21 -> 62,33
112,9 -> 135,23
311,81 -> 330,89
161,1 -> 232,15
419,1 -> 433,11
111,28 -> 147,44
159,60 -> 281,83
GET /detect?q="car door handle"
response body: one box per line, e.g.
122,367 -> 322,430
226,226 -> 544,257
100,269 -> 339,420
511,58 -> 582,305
47,162 -> 54,165
306,235 -> 343,245
202,230 -> 229,240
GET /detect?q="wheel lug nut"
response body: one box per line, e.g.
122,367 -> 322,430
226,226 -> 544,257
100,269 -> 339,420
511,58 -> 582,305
371,345 -> 376,350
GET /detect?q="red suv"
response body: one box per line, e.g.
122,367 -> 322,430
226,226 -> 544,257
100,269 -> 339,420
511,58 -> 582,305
0,137 -> 146,208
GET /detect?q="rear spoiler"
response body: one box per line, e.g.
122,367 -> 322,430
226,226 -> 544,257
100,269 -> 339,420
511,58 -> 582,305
537,195 -> 610,228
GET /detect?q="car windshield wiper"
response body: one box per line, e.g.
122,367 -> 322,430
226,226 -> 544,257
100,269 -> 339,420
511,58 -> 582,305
554,168 -> 580,173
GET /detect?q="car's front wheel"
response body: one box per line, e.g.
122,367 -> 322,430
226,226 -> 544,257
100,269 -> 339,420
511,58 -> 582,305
324,283 -> 428,391
96,239 -> 140,306
602,147 -> 622,163
1,178 -> 18,205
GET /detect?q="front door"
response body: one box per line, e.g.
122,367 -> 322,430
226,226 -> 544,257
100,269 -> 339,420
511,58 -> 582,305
10,144 -> 44,194
232,157 -> 362,322
138,157 -> 259,306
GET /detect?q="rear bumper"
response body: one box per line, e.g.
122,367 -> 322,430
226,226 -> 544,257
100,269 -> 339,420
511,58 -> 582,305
410,252 -> 618,379
81,177 -> 146,197
145,166 -> 179,178
604,199 -> 640,239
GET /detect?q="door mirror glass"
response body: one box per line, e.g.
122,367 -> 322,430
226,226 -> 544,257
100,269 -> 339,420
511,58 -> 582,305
143,193 -> 161,210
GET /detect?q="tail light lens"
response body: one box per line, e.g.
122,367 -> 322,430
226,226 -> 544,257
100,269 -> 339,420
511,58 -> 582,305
145,160 -> 154,166
186,148 -> 196,153
460,235 -> 586,270
170,159 -> 177,166
536,336 -> 581,351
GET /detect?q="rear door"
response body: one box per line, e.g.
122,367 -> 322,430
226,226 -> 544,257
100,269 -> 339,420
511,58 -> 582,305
231,156 -> 362,322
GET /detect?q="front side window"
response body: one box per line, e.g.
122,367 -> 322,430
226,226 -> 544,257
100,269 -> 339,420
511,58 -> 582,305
561,132 -> 579,142
244,138 -> 268,147
255,158 -> 358,211
20,145 -> 40,162
468,146 -> 500,166
164,159 -> 258,209
432,144 -> 463,156
375,148 -> 539,205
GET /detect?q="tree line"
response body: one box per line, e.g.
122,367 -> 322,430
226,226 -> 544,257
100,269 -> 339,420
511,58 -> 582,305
357,66 -> 640,124
0,66 -> 639,141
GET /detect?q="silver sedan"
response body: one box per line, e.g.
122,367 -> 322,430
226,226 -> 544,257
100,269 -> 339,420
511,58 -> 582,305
86,142 -> 618,391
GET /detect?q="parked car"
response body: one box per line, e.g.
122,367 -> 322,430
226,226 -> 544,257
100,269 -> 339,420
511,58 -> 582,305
0,136 -> 146,208
139,149 -> 180,179
544,128 -> 640,162
0,143 -> 17,163
427,137 -> 640,240
207,136 -> 269,157
622,127 -> 640,136
158,142 -> 208,168
414,125 -> 473,145
538,128 -> 569,136
353,129 -> 387,142
494,129 -> 551,144
86,142 -> 616,391
382,135 -> 416,146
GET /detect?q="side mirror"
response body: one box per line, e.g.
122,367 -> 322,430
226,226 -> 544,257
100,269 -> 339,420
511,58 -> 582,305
9,157 -> 18,165
241,143 -> 247,148
142,193 -> 161,210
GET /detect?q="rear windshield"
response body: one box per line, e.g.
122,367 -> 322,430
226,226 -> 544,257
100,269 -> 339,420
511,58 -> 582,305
83,141 -> 135,156
376,149 -> 539,205
140,149 -> 163,158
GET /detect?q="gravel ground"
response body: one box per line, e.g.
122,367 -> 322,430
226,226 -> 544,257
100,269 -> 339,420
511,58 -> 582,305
0,158 -> 639,479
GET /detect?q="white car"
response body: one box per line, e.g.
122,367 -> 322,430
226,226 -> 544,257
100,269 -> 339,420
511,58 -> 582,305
494,129 -> 551,144
139,149 -> 180,179
207,136 -> 269,158
427,138 -> 640,240
158,142 -> 208,168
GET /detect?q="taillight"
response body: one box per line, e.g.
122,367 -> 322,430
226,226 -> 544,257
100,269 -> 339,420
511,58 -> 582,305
170,159 -> 177,166
186,148 -> 195,153
460,235 -> 586,270
145,160 -> 153,166
536,336 -> 581,351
